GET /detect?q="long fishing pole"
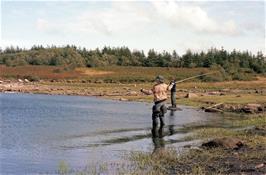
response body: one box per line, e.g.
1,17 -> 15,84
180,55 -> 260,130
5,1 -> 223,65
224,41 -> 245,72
174,71 -> 219,84
168,71 -> 219,111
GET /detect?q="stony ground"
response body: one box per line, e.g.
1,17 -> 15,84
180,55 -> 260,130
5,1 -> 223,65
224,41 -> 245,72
1,78 -> 265,114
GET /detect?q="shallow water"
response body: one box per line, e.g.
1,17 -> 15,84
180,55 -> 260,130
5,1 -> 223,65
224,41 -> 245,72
0,93 -> 221,174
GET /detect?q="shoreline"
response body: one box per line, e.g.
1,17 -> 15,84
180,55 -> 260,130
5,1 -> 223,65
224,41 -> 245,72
1,80 -> 265,114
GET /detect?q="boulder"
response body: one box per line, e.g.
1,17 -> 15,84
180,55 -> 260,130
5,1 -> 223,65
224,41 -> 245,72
243,104 -> 263,113
185,92 -> 198,98
202,137 -> 244,149
255,163 -> 265,169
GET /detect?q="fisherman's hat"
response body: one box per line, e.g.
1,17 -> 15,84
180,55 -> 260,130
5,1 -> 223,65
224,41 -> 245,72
155,75 -> 164,83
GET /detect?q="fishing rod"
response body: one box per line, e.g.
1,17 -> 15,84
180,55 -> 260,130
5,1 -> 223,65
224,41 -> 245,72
173,71 -> 219,84
168,71 -> 219,111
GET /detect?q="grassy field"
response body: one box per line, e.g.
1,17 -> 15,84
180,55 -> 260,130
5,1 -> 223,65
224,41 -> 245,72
0,65 -> 87,80
0,65 -> 217,82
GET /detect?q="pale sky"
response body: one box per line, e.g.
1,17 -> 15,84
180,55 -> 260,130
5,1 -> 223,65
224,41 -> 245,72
1,0 -> 265,55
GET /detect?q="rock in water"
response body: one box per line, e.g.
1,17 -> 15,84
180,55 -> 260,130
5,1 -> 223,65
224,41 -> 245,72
202,137 -> 244,149
119,98 -> 128,101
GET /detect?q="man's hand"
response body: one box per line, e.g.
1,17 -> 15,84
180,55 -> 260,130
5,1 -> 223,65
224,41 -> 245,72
140,88 -> 153,95
170,81 -> 175,86
167,81 -> 175,91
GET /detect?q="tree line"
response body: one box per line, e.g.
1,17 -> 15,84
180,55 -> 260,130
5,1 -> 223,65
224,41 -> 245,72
0,45 -> 265,74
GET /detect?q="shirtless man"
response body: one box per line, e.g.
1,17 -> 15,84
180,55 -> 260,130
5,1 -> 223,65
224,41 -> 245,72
140,75 -> 174,129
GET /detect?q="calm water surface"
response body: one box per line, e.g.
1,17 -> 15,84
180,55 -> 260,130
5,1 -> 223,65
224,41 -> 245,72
0,93 -> 220,174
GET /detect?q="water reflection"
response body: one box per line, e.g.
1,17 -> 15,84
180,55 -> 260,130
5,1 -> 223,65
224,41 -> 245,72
169,110 -> 175,136
152,109 -> 178,153
152,125 -> 165,154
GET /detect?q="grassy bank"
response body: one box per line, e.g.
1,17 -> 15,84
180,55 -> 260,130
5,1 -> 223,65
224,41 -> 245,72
128,114 -> 266,175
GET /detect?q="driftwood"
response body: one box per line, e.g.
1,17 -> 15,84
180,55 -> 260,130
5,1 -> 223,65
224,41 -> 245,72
204,103 -> 224,113
205,108 -> 223,113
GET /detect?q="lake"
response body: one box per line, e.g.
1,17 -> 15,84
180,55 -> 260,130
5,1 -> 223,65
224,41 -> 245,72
0,93 -> 220,174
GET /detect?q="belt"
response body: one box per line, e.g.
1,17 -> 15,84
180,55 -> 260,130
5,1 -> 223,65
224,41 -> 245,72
155,99 -> 166,104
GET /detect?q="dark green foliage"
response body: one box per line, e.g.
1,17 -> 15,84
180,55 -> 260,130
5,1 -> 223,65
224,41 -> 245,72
0,46 -> 85,68
0,45 -> 265,75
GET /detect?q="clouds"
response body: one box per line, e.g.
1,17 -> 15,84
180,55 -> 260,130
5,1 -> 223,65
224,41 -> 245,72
35,2 -> 152,36
36,18 -> 50,31
35,1 -> 239,37
2,1 -> 265,54
75,2 -> 149,35
151,1 -> 238,35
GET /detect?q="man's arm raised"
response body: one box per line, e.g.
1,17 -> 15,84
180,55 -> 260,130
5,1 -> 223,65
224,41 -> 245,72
140,88 -> 153,95
167,81 -> 175,91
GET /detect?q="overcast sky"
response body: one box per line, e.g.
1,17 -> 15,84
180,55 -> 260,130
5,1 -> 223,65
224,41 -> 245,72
1,0 -> 265,55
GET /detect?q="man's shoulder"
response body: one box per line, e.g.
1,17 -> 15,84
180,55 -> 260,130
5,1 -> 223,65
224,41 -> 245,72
154,83 -> 168,88
161,83 -> 168,87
